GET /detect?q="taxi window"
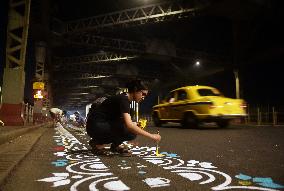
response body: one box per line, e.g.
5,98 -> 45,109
177,90 -> 188,101
165,92 -> 175,103
198,89 -> 220,96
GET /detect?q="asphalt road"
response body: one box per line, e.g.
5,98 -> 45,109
1,123 -> 284,191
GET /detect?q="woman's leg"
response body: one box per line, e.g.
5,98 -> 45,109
110,126 -> 137,156
86,120 -> 113,147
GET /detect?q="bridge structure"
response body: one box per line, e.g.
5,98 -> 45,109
0,0 -> 274,125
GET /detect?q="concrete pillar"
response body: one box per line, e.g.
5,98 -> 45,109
0,68 -> 26,125
0,0 -> 31,126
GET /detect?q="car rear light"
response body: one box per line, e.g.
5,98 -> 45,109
240,102 -> 247,108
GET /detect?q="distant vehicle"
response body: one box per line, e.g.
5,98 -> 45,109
152,85 -> 247,128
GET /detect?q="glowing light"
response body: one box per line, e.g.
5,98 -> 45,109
34,90 -> 43,99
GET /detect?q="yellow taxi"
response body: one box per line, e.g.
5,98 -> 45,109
152,85 -> 247,128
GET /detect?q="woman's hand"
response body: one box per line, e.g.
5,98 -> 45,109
151,134 -> 161,142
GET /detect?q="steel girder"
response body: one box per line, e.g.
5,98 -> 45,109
67,34 -> 145,53
52,72 -> 155,87
53,52 -> 137,73
55,52 -> 137,65
54,72 -> 157,82
52,77 -> 122,88
62,1 -> 207,34
65,34 -> 227,63
54,62 -> 117,73
6,0 -> 31,68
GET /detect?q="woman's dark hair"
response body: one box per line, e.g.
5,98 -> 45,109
126,79 -> 148,93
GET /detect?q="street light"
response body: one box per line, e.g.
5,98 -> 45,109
195,61 -> 200,67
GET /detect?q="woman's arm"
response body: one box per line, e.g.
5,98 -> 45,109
122,113 -> 161,142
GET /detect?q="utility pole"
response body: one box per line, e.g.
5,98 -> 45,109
234,69 -> 240,99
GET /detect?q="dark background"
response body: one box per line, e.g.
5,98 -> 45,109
1,0 -> 283,109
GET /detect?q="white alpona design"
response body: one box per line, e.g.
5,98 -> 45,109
38,125 -> 281,191
37,124 -> 129,191
103,180 -> 130,190
143,177 -> 170,188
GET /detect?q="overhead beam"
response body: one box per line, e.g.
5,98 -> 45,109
64,34 -> 227,63
54,52 -> 137,65
62,1 -> 207,34
54,62 -> 117,73
67,34 -> 145,53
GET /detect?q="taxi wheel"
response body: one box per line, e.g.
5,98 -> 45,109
216,119 -> 230,128
152,113 -> 162,127
182,113 -> 198,129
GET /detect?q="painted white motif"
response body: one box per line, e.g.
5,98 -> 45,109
127,145 -> 281,191
179,172 -> 203,181
137,164 -> 147,168
121,167 -> 131,170
103,180 -> 130,190
37,173 -> 70,187
38,124 -> 282,191
199,162 -> 217,169
71,175 -> 83,179
54,152 -> 67,157
145,159 -> 164,164
143,177 -> 170,188
37,124 -> 129,191
186,160 -> 200,166
89,163 -> 108,169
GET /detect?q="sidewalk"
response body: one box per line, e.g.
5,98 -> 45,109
0,122 -> 53,186
0,123 -> 52,145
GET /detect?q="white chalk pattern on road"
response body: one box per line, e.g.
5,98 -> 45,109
37,125 -> 281,191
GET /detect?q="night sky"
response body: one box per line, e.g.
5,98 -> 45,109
1,0 -> 283,109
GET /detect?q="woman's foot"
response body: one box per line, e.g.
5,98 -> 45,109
93,147 -> 114,156
89,140 -> 113,156
110,144 -> 132,157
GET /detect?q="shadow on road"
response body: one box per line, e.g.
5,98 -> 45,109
66,149 -> 94,155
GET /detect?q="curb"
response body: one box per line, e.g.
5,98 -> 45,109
0,123 -> 52,145
0,123 -> 52,186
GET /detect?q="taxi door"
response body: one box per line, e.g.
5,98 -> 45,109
171,89 -> 190,120
159,91 -> 176,119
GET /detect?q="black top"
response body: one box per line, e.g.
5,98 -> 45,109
94,93 -> 130,128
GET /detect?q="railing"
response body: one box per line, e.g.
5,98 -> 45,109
23,103 -> 33,124
140,114 -> 153,123
139,105 -> 284,126
245,105 -> 284,126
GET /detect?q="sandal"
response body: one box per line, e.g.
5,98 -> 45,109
110,145 -> 132,157
92,147 -> 114,156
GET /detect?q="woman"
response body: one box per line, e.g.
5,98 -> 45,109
86,79 -> 161,156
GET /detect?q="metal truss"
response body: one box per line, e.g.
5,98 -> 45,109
63,1 -> 206,34
6,0 -> 31,68
54,72 -> 156,82
54,62 -> 117,73
67,73 -> 112,80
67,34 -> 145,53
52,78 -> 117,88
52,73 -> 155,87
35,41 -> 46,81
55,52 -> 137,65
66,34 -> 227,63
